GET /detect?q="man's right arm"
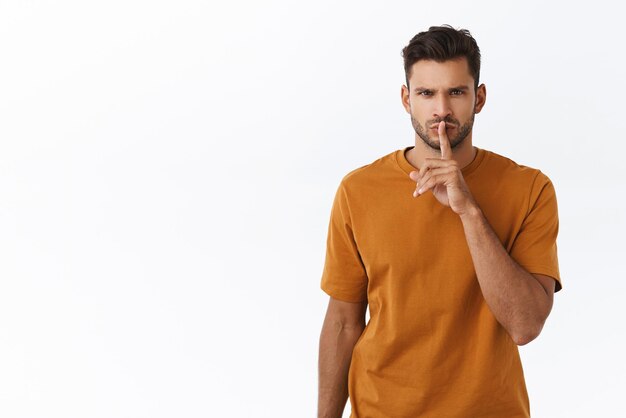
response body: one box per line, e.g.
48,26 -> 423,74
318,296 -> 367,418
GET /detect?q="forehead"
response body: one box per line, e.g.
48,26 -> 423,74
408,57 -> 473,87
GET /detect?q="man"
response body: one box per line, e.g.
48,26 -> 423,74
317,25 -> 562,418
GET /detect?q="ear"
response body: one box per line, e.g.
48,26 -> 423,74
400,84 -> 411,113
474,83 -> 486,114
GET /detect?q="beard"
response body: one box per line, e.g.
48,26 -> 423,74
410,112 -> 475,151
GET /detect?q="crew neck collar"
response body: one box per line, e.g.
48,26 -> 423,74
395,145 -> 486,177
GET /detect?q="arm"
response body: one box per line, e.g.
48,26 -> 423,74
410,122 -> 559,346
460,206 -> 555,345
318,297 -> 367,418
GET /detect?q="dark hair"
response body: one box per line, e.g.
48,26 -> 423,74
401,24 -> 481,91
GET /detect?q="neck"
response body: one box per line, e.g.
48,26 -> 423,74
405,134 -> 477,171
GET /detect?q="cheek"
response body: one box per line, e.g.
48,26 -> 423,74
409,103 -> 428,119
453,103 -> 474,119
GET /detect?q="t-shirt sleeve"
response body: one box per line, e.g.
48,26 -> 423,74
320,181 -> 369,303
509,172 -> 562,292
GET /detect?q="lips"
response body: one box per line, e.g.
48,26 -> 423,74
430,124 -> 456,129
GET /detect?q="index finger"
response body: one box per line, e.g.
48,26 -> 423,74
438,120 -> 452,160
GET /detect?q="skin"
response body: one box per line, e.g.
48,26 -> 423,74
400,58 -> 556,345
318,298 -> 366,418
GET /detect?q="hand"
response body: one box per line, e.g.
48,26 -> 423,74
409,121 -> 478,216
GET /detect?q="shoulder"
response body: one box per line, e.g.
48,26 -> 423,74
478,149 -> 558,218
338,149 -> 400,192
482,148 -> 554,190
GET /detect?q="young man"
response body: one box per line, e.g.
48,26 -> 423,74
318,25 -> 562,418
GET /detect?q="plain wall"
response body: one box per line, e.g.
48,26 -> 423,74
0,1 -> 624,417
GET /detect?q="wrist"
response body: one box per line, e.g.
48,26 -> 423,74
458,202 -> 483,222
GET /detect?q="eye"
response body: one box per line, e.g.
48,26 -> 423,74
418,90 -> 432,96
451,89 -> 463,95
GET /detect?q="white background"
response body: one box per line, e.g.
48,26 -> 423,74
0,1 -> 624,417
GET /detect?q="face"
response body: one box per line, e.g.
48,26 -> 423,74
401,57 -> 486,151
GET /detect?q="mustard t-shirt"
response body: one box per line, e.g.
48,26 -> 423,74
320,145 -> 562,418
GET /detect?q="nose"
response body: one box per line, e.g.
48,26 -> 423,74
432,95 -> 452,121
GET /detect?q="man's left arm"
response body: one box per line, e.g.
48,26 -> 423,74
459,206 -> 554,346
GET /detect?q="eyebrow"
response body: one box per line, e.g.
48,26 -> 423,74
413,85 -> 470,93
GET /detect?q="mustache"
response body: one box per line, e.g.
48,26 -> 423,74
429,119 -> 458,127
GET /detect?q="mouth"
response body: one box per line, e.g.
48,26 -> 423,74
430,124 -> 456,130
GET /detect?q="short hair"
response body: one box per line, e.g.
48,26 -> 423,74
401,24 -> 481,91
